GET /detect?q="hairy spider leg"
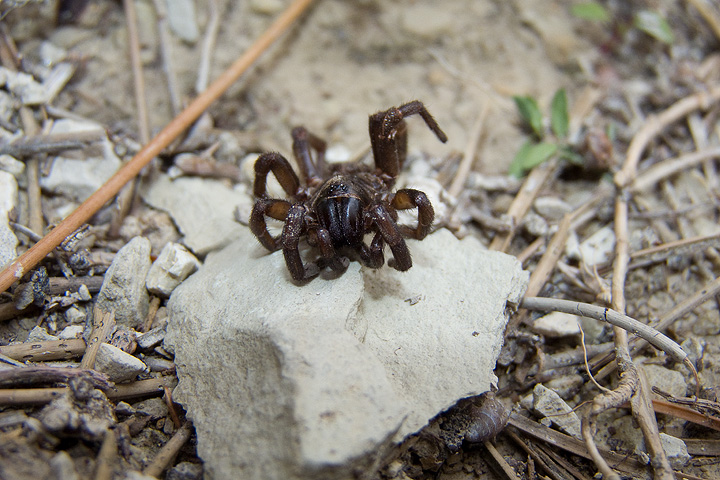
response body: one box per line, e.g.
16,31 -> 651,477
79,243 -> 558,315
253,152 -> 301,199
291,126 -> 328,187
249,198 -> 291,251
369,204 -> 412,271
281,204 -> 320,281
307,228 -> 349,273
369,100 -> 449,178
358,230 -> 385,269
390,189 -> 435,240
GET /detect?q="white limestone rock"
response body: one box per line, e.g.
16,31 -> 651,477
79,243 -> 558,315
27,326 -> 59,342
533,383 -> 582,439
58,325 -> 85,339
141,175 -> 248,255
96,237 -> 151,328
165,227 -> 528,479
532,311 -> 581,338
146,242 -> 201,297
94,343 -> 148,383
39,120 -> 120,202
0,170 -> 18,269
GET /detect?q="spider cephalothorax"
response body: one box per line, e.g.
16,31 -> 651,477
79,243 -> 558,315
249,100 -> 448,281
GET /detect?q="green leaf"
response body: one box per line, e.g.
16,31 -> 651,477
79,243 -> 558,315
509,141 -> 558,177
557,145 -> 585,166
550,88 -> 569,139
571,2 -> 610,22
634,10 -> 674,44
513,95 -> 544,139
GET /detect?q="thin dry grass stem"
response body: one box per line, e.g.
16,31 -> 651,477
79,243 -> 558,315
448,103 -> 488,198
163,385 -> 182,429
0,377 -> 170,405
509,414 -> 646,477
0,129 -> 105,157
142,296 -> 162,333
508,187 -> 609,331
515,236 -> 545,265
629,231 -> 720,269
484,440 -> 522,480
106,377 -> 171,400
80,308 -> 116,370
489,158 -> 558,252
610,191 -> 673,478
0,0 -> 316,295
109,0 -> 151,238
0,366 -> 112,390
196,0 -> 220,94
687,112 -> 718,191
581,416 -> 619,480
651,397 -> 720,432
631,368 -> 674,479
19,108 -> 45,236
0,338 -> 86,362
686,0 -> 720,41
94,427 -> 117,480
143,421 -> 193,478
580,327 -> 611,394
122,0 -> 150,145
614,84 -> 720,188
152,0 -> 182,116
519,297 -> 689,364
500,433 -> 561,480
630,145 -> 720,192
534,442 -> 592,480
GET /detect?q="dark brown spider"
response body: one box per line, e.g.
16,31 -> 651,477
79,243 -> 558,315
249,100 -> 448,281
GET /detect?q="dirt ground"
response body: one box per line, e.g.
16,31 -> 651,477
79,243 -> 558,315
2,0 -> 720,479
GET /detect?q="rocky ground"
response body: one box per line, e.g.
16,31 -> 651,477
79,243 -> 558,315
2,0 -> 720,479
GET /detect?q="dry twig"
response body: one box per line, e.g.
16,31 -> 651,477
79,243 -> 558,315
0,338 -> 86,362
0,0 -> 316,294
448,104 -> 488,198
80,308 -> 115,370
489,158 -> 558,252
614,84 -> 720,188
143,421 -> 193,478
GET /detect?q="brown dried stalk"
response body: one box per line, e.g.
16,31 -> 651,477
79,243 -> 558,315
143,422 -> 193,478
0,0 -> 316,294
80,308 -> 115,370
0,338 -> 86,362
614,84 -> 720,188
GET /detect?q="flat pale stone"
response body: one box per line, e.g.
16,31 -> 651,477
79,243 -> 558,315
145,242 -> 201,297
94,343 -> 148,383
141,175 -> 248,255
96,237 -> 151,327
166,226 -> 527,479
533,384 -> 582,439
0,170 -> 18,269
532,311 -> 581,338
39,120 -> 120,202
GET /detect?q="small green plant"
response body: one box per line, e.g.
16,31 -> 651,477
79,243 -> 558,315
508,88 -> 582,177
570,2 -> 674,45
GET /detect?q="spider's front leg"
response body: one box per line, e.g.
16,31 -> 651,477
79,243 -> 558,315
369,204 -> 412,271
369,100 -> 448,178
282,204 -> 320,281
390,189 -> 434,240
253,152 -> 301,199
292,127 -> 328,188
308,228 -> 349,273
249,198 -> 291,251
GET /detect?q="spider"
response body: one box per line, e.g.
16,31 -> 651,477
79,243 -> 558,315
249,100 -> 448,281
